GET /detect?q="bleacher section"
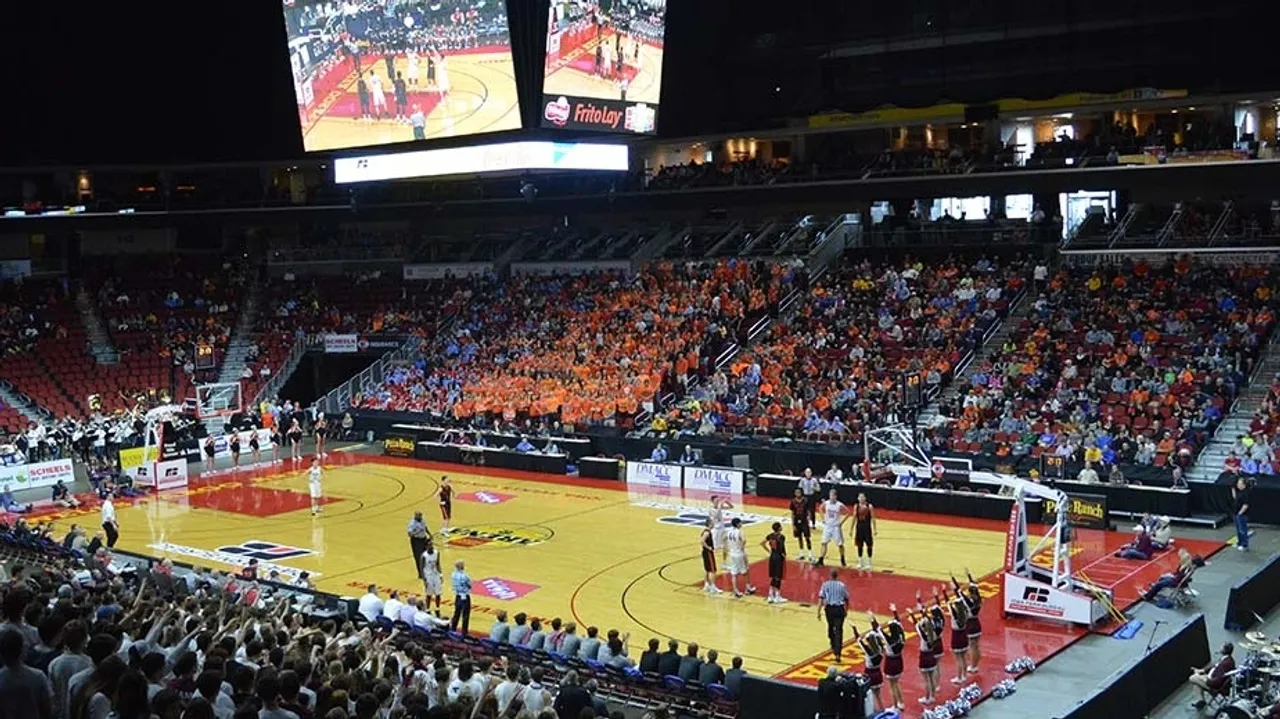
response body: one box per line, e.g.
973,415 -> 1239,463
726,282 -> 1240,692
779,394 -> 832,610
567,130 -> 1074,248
924,262 -> 1274,484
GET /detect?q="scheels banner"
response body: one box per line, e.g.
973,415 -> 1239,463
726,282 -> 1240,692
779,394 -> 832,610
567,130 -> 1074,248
542,94 -> 657,134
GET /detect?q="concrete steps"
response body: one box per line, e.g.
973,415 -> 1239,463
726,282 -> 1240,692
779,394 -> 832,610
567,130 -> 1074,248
1186,342 -> 1280,481
916,291 -> 1032,429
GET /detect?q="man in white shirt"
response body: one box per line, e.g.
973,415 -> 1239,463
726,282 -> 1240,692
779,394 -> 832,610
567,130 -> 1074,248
357,585 -> 384,622
101,492 -> 119,547
382,590 -> 405,621
824,463 -> 844,483
1077,464 -> 1100,484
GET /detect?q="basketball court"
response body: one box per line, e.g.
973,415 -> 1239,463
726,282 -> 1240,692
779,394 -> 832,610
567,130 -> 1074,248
300,52 -> 521,152
543,34 -> 664,105
22,452 -> 1225,709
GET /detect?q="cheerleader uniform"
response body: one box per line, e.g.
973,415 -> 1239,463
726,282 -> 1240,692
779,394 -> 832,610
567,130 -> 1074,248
248,433 -> 260,455
229,435 -> 241,460
860,634 -> 884,690
949,598 -> 970,654
916,619 -> 938,673
965,588 -> 983,639
883,621 -> 906,679
928,607 -> 946,661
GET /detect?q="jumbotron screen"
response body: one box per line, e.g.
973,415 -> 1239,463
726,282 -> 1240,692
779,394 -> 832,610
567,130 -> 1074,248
540,0 -> 666,134
281,0 -> 523,153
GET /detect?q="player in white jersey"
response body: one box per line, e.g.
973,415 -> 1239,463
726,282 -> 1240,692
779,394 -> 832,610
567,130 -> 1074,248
406,49 -> 419,86
308,459 -> 324,515
724,517 -> 757,598
420,536 -> 443,615
816,488 -> 848,568
369,71 -> 387,118
708,495 -> 732,559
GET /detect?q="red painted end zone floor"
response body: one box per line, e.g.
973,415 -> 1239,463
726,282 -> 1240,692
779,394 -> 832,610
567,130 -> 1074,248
7,452 -> 1228,712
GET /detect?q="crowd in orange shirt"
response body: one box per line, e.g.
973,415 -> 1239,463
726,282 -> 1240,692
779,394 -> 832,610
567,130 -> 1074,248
360,261 -> 802,426
927,259 -> 1275,474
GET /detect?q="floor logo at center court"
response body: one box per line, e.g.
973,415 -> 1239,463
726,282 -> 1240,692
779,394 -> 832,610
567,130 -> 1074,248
457,491 -> 515,504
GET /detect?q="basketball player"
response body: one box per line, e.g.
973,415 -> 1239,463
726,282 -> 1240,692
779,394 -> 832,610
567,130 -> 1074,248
724,517 -> 756,598
878,610 -> 907,710
700,518 -> 720,594
393,72 -> 409,121
954,570 -> 983,673
287,417 -> 303,462
708,495 -> 732,560
433,51 -> 450,97
789,488 -> 812,561
760,521 -> 787,604
369,71 -> 388,119
853,493 -> 877,572
406,48 -> 419,87
940,585 -> 971,685
815,489 -> 848,567
308,459 -> 324,516
437,476 -> 453,532
314,413 -> 328,458
357,75 -> 371,120
852,624 -> 885,713
421,536 -> 443,615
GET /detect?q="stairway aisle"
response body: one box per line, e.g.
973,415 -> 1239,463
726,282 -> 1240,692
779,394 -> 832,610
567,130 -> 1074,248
203,282 -> 263,436
0,383 -> 47,425
1186,339 -> 1280,482
74,286 -> 119,364
915,291 -> 1033,430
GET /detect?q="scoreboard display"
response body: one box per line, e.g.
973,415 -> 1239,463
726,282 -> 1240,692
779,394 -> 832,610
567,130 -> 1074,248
540,0 -> 666,134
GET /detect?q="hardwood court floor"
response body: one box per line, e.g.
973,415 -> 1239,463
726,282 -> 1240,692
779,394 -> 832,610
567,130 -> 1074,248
543,39 -> 663,105
303,51 -> 521,152
21,452 -> 1225,711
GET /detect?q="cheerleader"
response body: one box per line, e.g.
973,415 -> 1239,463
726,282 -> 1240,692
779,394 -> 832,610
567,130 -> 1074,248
314,413 -> 328,458
249,431 -> 261,465
202,435 -> 215,468
229,432 -> 241,467
270,426 -> 282,463
941,585 -> 971,685
954,569 -> 983,673
880,610 -> 907,710
852,623 -> 885,712
898,602 -> 939,705
287,418 -> 303,462
923,590 -> 946,669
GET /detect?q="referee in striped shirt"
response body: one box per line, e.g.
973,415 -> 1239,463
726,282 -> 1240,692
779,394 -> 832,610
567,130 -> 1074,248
816,569 -> 850,662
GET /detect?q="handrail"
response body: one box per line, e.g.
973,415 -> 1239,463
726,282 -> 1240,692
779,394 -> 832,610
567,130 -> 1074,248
251,330 -> 308,409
